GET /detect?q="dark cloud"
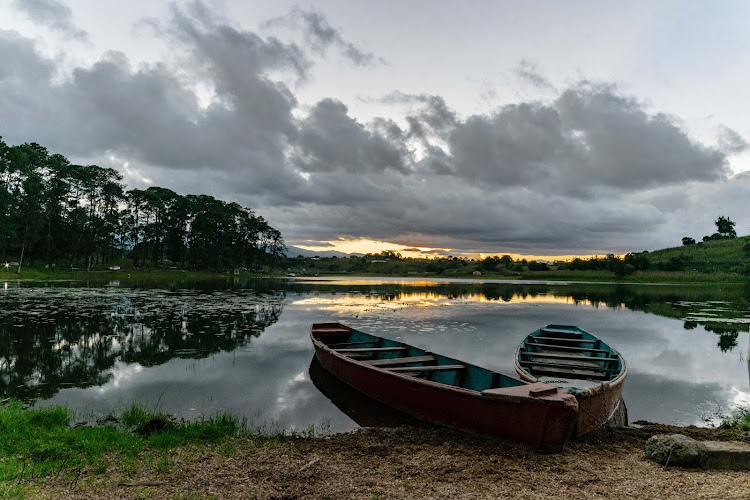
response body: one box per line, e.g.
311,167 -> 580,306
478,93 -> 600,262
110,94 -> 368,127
262,7 -> 383,67
380,91 -> 457,136
407,83 -> 730,197
0,4 -> 744,256
293,98 -> 409,174
1,5 -> 307,197
11,0 -> 87,41
553,84 -> 729,190
717,125 -> 749,155
515,59 -> 554,90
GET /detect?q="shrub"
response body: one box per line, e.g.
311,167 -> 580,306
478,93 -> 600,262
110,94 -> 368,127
663,257 -> 685,271
528,261 -> 550,271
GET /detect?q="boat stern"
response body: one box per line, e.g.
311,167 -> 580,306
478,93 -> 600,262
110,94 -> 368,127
481,382 -> 579,452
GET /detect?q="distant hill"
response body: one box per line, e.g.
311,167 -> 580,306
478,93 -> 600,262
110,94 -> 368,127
635,235 -> 750,274
286,246 -> 353,258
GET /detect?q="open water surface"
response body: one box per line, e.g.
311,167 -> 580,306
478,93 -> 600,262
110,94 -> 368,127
2,276 -> 750,433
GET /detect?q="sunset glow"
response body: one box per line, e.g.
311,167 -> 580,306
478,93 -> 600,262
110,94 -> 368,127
294,238 -> 601,262
294,239 -> 451,259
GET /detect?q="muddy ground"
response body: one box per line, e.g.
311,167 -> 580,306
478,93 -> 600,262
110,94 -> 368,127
30,423 -> 750,499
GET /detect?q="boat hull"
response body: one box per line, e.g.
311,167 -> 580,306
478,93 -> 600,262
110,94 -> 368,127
515,368 -> 625,437
514,325 -> 628,438
311,325 -> 578,452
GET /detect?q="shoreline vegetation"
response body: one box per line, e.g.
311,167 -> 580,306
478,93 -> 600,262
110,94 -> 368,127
1,138 -> 285,278
1,265 -> 747,286
3,401 -> 750,499
3,233 -> 749,285
0,269 -> 745,286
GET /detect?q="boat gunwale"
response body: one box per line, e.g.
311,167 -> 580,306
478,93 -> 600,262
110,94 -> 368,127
311,324 -> 535,398
513,325 -> 627,398
310,322 -> 581,451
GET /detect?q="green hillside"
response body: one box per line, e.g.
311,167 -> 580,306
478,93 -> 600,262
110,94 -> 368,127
634,235 -> 750,274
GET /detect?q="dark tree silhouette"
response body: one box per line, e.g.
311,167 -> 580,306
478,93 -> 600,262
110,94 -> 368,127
0,137 -> 285,271
715,216 -> 736,238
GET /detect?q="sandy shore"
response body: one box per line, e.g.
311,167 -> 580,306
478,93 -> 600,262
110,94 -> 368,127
30,423 -> 750,499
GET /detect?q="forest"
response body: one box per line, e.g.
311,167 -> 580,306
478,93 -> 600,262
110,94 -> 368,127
0,138 -> 285,272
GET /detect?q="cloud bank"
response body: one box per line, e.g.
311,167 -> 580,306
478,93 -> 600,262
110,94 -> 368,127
1,3 -> 746,255
11,0 -> 88,40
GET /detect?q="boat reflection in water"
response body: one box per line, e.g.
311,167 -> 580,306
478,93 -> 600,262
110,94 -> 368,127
308,356 -> 422,429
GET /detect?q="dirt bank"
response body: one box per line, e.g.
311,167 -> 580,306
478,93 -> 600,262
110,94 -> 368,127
33,424 -> 750,499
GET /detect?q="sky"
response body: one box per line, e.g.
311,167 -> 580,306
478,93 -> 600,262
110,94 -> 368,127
1,0 -> 749,259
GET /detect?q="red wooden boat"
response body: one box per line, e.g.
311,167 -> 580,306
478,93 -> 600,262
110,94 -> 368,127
311,322 -> 578,452
514,325 -> 627,437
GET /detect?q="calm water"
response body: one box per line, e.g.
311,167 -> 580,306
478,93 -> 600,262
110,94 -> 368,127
2,277 -> 750,432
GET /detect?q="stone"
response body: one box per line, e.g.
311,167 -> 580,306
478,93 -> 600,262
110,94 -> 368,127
645,434 -> 708,468
645,434 -> 750,470
703,441 -> 750,471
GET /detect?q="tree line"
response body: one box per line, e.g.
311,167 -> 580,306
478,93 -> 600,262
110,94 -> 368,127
682,216 -> 737,246
0,137 -> 285,272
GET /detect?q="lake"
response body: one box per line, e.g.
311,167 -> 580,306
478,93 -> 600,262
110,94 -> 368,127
2,276 -> 749,433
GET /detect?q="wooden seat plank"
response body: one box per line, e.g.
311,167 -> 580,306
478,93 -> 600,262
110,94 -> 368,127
523,342 -> 609,354
519,359 -> 617,373
363,355 -> 436,367
521,351 -> 618,362
313,328 -> 350,334
334,347 -> 408,353
525,366 -> 610,380
327,341 -> 377,348
384,364 -> 465,373
533,336 -> 597,345
540,327 -> 584,335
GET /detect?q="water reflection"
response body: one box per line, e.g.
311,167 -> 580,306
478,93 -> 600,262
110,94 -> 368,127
308,356 -> 418,428
0,284 -> 284,401
2,278 -> 750,430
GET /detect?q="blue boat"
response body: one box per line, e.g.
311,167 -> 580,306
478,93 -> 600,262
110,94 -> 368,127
514,325 -> 627,437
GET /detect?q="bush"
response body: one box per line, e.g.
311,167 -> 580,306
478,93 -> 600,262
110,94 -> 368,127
624,252 -> 651,271
481,256 -> 501,271
528,261 -> 550,271
663,257 -> 685,271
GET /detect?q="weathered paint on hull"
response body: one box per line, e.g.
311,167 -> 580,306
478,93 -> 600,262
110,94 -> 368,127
515,369 -> 625,437
312,331 -> 578,452
574,378 -> 626,437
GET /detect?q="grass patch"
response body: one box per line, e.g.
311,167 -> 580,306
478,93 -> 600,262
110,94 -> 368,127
1,262 -> 282,284
719,406 -> 750,431
0,399 -> 324,495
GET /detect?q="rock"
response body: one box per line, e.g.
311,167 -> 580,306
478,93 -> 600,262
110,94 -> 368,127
135,416 -> 170,436
644,434 -> 708,468
702,441 -> 750,471
645,434 -> 750,470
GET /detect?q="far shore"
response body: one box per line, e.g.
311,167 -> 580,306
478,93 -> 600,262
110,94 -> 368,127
2,266 -> 747,285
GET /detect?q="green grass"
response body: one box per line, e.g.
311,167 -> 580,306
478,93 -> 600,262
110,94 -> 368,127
0,266 -> 282,285
636,236 -> 750,274
511,269 -> 746,283
719,406 -> 750,431
0,400 -> 324,495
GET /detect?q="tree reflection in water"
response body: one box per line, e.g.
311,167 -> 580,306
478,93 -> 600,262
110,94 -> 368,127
0,283 -> 284,402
